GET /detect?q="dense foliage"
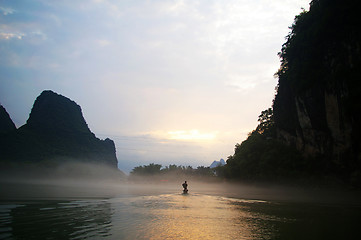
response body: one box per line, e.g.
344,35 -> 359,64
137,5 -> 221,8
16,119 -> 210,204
129,163 -> 215,180
275,0 -> 361,92
220,108 -> 311,182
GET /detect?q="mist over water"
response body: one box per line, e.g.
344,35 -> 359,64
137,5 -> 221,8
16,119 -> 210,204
1,171 -> 361,239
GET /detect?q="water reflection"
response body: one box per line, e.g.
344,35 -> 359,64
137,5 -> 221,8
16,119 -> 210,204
110,194 -> 280,239
0,199 -> 112,239
109,193 -> 361,240
1,193 -> 360,239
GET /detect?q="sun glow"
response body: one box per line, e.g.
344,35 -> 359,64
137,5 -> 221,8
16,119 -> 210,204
167,129 -> 217,141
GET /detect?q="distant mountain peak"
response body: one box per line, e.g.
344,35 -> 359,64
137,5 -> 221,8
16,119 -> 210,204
26,90 -> 91,134
210,158 -> 226,168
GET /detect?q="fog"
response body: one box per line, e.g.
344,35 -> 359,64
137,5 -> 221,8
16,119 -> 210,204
1,163 -> 360,206
2,167 -> 360,240
0,161 -> 124,199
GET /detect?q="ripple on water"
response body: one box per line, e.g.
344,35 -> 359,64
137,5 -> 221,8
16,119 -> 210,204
1,193 -> 360,240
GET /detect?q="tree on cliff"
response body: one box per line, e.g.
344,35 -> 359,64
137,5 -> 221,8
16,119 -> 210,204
223,0 -> 361,186
222,108 -> 305,181
254,108 -> 274,137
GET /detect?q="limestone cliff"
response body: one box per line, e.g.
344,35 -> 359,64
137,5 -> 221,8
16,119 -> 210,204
0,90 -> 118,169
273,0 -> 361,176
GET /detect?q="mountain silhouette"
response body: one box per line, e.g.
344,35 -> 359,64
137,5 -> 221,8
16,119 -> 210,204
0,90 -> 121,178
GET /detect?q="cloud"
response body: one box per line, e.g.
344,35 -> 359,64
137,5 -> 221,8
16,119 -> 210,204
168,130 -> 218,141
0,6 -> 15,15
96,39 -> 111,47
113,131 -> 231,173
0,0 -> 311,171
0,32 -> 25,40
29,31 -> 48,41
226,79 -> 257,92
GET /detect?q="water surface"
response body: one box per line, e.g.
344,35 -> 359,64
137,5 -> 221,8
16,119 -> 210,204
0,183 -> 360,239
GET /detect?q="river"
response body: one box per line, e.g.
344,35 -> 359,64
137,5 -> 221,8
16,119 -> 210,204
0,181 -> 360,239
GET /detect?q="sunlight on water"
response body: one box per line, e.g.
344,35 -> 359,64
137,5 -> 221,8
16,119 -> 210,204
114,195 -> 272,239
110,194 -> 272,239
1,191 -> 360,239
0,194 -> 276,240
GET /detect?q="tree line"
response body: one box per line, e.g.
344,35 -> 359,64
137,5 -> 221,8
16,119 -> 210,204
129,163 -> 217,180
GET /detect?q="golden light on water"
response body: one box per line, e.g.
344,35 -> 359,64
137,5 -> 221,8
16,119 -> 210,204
127,194 -> 270,240
5,185 -> 359,239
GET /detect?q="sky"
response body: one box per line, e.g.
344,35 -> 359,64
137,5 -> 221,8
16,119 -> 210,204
0,0 -> 310,173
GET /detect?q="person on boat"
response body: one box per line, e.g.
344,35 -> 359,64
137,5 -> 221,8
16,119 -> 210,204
182,181 -> 188,193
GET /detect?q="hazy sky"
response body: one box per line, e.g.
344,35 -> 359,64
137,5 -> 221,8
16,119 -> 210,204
0,0 -> 310,172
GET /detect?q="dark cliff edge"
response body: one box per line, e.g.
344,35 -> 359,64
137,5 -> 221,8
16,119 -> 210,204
223,0 -> 361,187
273,0 -> 361,184
0,90 -> 125,181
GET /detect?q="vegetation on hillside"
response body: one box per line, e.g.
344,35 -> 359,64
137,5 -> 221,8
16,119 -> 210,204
129,163 -> 216,181
219,108 -> 313,183
275,0 -> 361,93
222,0 -> 361,186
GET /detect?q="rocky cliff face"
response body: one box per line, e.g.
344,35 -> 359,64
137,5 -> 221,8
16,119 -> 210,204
275,80 -> 357,162
273,0 -> 361,175
0,90 -> 118,169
